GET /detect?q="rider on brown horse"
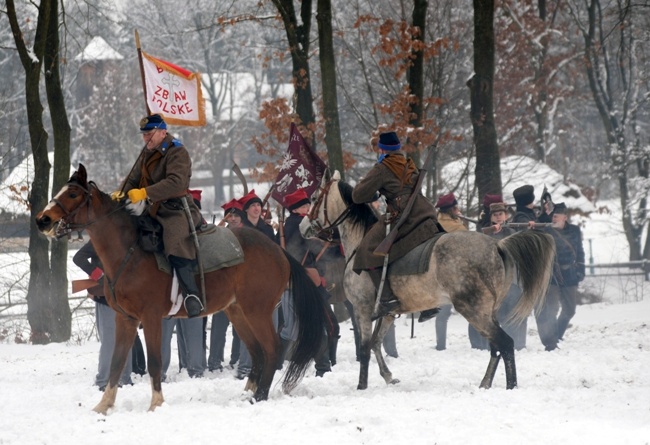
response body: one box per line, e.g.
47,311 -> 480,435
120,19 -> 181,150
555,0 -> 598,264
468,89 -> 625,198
113,113 -> 204,317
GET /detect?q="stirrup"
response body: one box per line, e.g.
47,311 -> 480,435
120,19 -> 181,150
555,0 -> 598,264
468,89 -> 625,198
371,299 -> 400,321
184,294 -> 204,318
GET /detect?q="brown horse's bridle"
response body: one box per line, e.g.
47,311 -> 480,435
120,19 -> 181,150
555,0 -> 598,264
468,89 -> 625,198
49,182 -> 94,238
306,178 -> 351,242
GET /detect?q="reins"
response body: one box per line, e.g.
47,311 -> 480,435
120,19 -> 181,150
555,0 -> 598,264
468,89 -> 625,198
307,179 -> 352,241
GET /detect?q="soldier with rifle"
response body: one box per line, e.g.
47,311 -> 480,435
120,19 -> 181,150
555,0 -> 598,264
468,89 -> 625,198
351,131 -> 440,320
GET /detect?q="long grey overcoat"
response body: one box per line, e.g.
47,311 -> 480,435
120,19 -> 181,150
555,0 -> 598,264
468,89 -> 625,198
122,134 -> 202,259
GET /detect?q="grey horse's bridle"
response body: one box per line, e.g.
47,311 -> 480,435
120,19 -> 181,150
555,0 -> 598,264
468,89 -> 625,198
306,178 -> 351,242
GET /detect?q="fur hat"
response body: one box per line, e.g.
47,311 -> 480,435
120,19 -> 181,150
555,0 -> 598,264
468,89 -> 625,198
239,190 -> 263,211
552,202 -> 568,215
489,202 -> 507,214
513,185 -> 535,207
284,188 -> 310,211
435,192 -> 457,210
222,198 -> 245,218
483,193 -> 503,209
377,132 -> 401,151
139,114 -> 167,132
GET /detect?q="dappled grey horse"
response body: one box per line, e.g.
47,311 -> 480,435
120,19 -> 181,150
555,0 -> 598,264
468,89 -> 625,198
300,170 -> 555,390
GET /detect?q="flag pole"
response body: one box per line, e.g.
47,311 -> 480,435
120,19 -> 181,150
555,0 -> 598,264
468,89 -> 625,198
135,29 -> 151,115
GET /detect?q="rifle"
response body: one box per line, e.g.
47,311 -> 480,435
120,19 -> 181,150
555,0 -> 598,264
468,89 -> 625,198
277,205 -> 286,249
374,143 -> 436,256
459,215 -> 479,224
481,222 -> 553,235
72,279 -> 99,294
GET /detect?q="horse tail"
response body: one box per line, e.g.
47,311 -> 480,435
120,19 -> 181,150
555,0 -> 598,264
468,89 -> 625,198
497,230 -> 556,323
281,251 -> 327,394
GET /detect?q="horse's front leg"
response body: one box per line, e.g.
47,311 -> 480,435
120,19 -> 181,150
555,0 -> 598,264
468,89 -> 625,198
93,316 -> 138,414
355,310 -> 373,390
371,316 -> 399,385
141,315 -> 165,411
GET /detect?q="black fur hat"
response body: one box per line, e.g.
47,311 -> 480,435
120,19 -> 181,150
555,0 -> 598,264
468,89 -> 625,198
513,185 -> 535,207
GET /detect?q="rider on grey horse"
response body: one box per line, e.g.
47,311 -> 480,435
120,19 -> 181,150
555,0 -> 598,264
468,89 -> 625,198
351,131 -> 441,320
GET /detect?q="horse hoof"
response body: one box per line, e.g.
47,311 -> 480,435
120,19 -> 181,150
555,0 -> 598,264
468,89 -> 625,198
357,384 -> 368,390
389,378 -> 400,385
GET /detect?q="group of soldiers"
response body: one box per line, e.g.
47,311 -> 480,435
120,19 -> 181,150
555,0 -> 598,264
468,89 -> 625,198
78,113 -> 586,390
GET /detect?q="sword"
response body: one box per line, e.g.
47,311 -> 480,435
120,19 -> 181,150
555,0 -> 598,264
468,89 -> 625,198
182,197 -> 206,311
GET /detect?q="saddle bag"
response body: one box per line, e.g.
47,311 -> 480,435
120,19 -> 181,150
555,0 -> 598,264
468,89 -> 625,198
137,215 -> 164,253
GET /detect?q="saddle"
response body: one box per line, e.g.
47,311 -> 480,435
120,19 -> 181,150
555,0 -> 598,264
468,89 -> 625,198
153,224 -> 245,275
387,232 -> 445,276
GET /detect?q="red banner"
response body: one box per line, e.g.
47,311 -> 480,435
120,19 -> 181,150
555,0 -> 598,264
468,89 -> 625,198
272,123 -> 327,204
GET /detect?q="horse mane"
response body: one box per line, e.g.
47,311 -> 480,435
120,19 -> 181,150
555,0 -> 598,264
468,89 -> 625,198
337,181 -> 378,231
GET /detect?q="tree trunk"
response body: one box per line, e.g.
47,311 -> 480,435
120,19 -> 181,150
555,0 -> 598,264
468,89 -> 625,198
7,0 -> 55,344
44,0 -> 72,342
407,0 -> 427,167
272,0 -> 316,144
469,0 -> 502,200
316,0 -> 344,179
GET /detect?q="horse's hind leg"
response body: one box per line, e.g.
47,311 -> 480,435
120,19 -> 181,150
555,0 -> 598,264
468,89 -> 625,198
372,317 -> 399,385
93,316 -> 138,414
480,328 -> 516,389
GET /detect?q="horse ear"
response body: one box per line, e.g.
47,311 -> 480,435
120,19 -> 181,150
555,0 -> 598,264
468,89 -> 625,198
76,163 -> 88,186
322,168 -> 332,184
332,170 -> 341,181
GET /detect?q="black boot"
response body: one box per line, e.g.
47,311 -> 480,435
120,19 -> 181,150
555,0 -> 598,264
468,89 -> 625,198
169,255 -> 204,318
418,308 -> 440,323
368,268 -> 400,321
328,334 -> 340,367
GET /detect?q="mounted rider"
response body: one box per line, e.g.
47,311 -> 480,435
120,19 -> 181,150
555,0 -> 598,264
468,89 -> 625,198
114,113 -> 204,318
351,131 -> 440,320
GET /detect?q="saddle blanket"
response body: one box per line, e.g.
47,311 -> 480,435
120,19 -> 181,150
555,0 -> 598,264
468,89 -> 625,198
156,225 -> 245,316
388,232 -> 445,276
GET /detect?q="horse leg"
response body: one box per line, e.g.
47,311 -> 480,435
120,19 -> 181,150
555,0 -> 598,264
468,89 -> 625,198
371,317 -> 399,385
140,315 -> 166,411
479,327 -> 516,389
93,315 -> 138,414
228,306 -> 260,395
356,310 -> 373,390
247,313 -> 280,402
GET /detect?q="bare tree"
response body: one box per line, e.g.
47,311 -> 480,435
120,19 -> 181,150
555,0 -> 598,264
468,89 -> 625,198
469,0 -> 502,201
568,0 -> 650,261
6,0 -> 72,343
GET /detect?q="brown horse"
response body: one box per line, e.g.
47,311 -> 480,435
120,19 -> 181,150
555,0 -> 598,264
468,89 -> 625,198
35,164 -> 326,414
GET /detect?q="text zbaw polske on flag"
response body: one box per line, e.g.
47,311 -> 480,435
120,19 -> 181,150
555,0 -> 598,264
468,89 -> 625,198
141,51 -> 206,127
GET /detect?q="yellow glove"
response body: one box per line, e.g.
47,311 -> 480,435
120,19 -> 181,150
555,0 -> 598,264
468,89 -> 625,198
110,191 -> 125,201
127,188 -> 147,204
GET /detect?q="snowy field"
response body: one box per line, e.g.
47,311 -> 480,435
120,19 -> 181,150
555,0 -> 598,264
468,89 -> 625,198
0,195 -> 649,444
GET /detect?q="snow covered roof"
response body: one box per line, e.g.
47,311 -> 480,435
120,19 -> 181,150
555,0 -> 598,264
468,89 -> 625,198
0,153 -> 75,217
74,36 -> 124,62
440,155 -> 596,215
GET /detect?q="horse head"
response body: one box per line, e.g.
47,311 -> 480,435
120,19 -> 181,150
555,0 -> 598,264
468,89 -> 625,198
35,163 -> 95,238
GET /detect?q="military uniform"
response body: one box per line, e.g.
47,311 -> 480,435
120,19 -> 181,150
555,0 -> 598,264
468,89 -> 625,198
121,133 -> 202,259
351,151 -> 439,272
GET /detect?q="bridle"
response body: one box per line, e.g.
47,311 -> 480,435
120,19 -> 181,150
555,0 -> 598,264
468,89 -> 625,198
306,178 -> 351,241
49,181 -> 125,238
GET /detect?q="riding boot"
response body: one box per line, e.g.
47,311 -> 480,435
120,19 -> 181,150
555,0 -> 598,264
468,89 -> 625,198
368,268 -> 400,321
418,308 -> 440,323
169,255 -> 204,318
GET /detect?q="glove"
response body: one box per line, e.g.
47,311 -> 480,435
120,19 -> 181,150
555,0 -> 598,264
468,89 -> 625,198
110,191 -> 125,201
128,188 -> 147,204
89,267 -> 104,281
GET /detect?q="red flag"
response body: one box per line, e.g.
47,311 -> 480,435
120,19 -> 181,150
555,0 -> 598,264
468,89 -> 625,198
272,123 -> 327,204
141,51 -> 206,127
